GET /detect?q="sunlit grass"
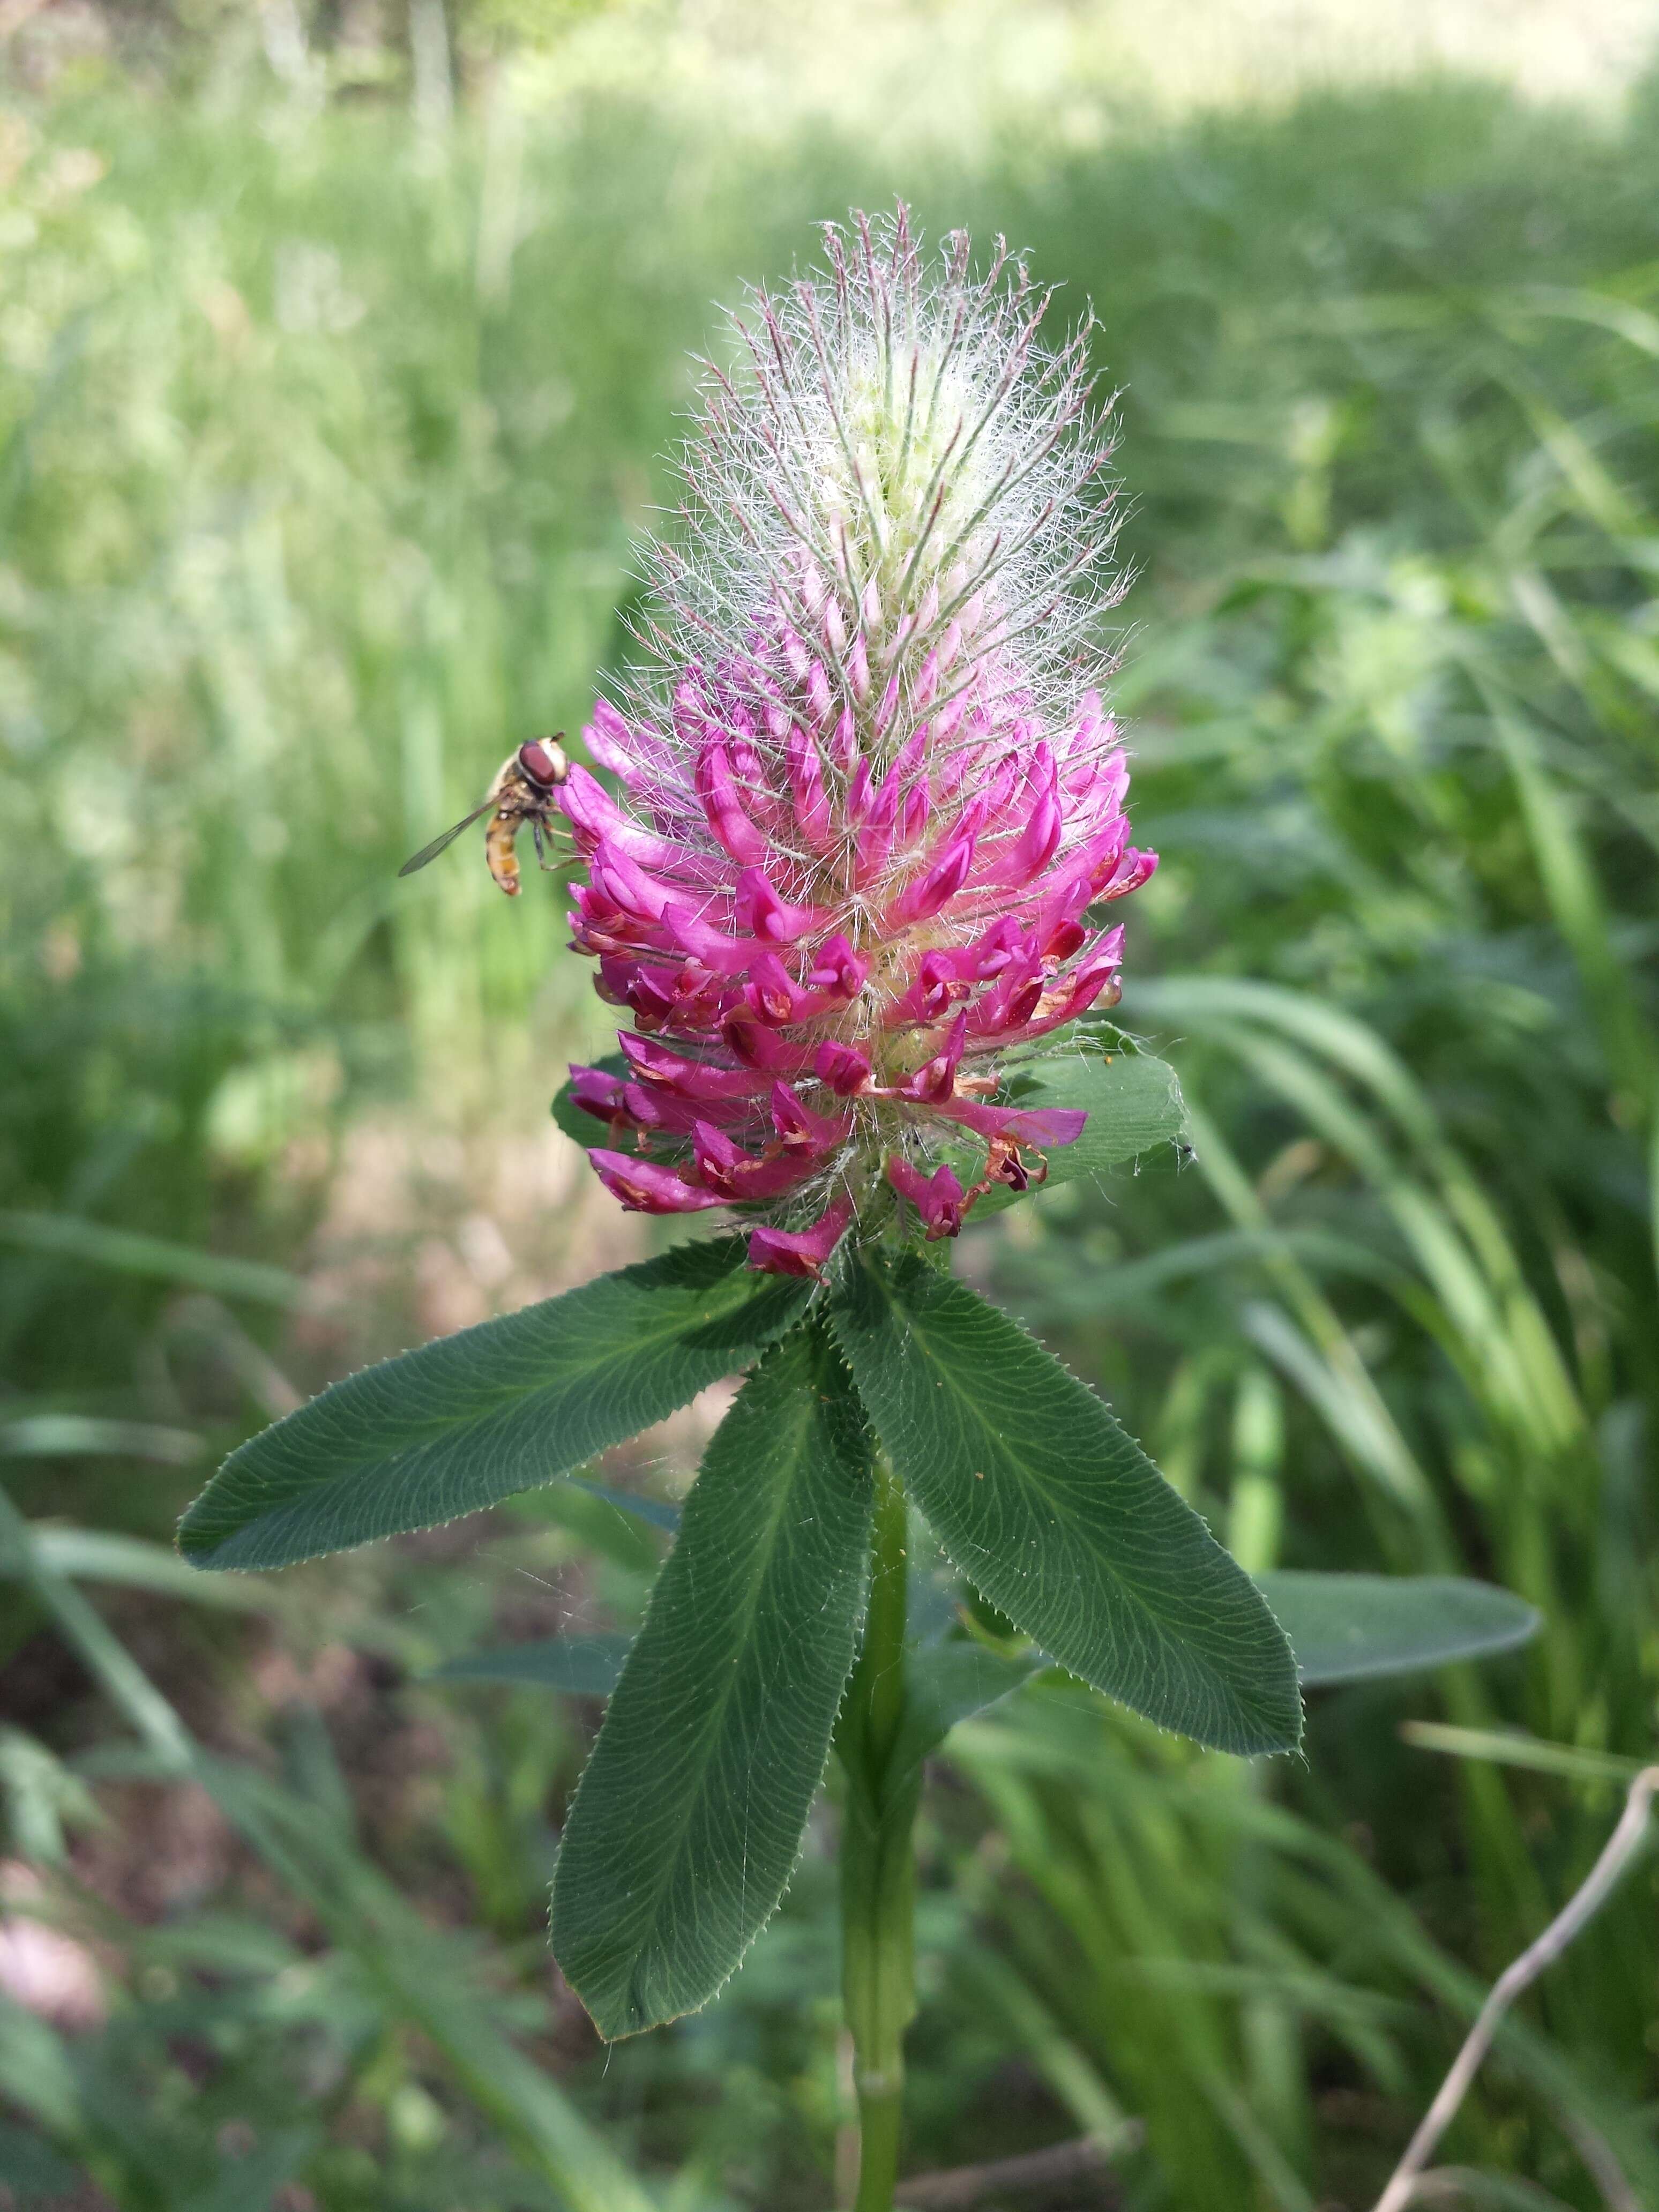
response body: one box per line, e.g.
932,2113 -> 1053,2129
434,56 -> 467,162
2,36 -> 1656,2209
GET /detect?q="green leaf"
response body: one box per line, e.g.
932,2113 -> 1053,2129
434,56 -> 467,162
565,1476 -> 679,1533
502,1477 -> 675,1573
0,1526 -> 274,1610
0,2119 -> 84,2201
976,1045 -> 1189,1214
430,1633 -> 631,1695
889,1639 -> 1046,1787
179,1240 -> 810,1572
0,1209 -> 319,1310
1399,1721 -> 1644,1785
0,1416 -> 205,1465
551,1318 -> 872,2039
832,1253 -> 1302,1757
1257,1572 -> 1540,1685
551,1053 -> 629,1152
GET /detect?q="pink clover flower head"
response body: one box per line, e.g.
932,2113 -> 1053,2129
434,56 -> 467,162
559,208 -> 1157,1277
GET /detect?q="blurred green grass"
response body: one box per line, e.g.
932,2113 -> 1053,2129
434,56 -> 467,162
2,23 -> 1658,2211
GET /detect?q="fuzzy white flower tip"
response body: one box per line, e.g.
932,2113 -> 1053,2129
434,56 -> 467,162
561,207 -> 1155,1272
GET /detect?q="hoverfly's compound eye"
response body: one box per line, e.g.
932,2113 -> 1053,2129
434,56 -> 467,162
518,737 -> 566,790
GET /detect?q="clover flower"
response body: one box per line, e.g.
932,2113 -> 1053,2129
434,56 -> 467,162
559,208 -> 1156,1275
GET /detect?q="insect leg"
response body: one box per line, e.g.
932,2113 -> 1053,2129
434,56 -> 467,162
533,813 -> 568,873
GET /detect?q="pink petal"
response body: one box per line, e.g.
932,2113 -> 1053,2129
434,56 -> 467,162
1098,846 -> 1159,900
692,1122 -> 814,1201
997,789 -> 1063,887
805,934 -> 870,999
735,868 -> 821,945
873,667 -> 902,738
743,949 -> 809,1025
886,949 -> 972,1028
585,697 -> 678,789
886,829 -> 976,929
588,1150 -> 726,1214
558,766 -> 722,883
779,623 -> 814,684
738,951 -> 839,1030
893,1012 -> 966,1103
785,723 -> 835,851
621,1080 -> 743,1137
885,1155 -> 966,1240
566,1065 -> 631,1123
771,1081 -> 852,1154
814,1039 -> 872,1095
720,1014 -> 814,1076
967,951 -> 1046,1039
966,916 -> 1025,978
660,901 -> 753,976
1007,961 -> 1124,1043
619,1033 -> 767,1101
600,960 -> 674,1025
589,848 -> 675,926
845,756 -> 874,826
597,956 -> 733,1037
854,728 -> 921,881
746,1196 -> 854,1279
831,705 -> 857,772
928,1098 -> 1089,1147
696,745 -> 771,866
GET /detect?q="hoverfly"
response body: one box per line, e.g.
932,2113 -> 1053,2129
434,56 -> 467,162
398,735 -> 571,896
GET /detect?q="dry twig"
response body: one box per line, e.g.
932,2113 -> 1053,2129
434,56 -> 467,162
894,2126 -> 1141,2209
1373,1766 -> 1659,2212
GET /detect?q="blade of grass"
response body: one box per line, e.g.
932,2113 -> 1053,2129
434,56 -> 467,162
0,1480 -> 658,2212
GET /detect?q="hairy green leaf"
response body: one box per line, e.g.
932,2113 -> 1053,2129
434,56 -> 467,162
1258,1571 -> 1540,1684
890,1640 -> 1046,1787
976,1047 -> 1190,1214
551,1319 -> 872,2039
179,1240 -> 810,1572
430,1634 -> 631,1695
832,1254 -> 1301,1756
564,1476 -> 679,1533
502,1476 -> 675,1574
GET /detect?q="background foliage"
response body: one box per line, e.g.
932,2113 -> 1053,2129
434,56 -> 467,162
2,3 -> 1656,2206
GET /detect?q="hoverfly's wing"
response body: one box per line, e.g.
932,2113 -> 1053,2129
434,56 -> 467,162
398,799 -> 494,877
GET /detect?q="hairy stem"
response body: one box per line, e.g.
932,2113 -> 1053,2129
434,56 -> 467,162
839,1453 -> 920,2212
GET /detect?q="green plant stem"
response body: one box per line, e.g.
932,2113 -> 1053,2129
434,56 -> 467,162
839,1452 -> 921,2212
